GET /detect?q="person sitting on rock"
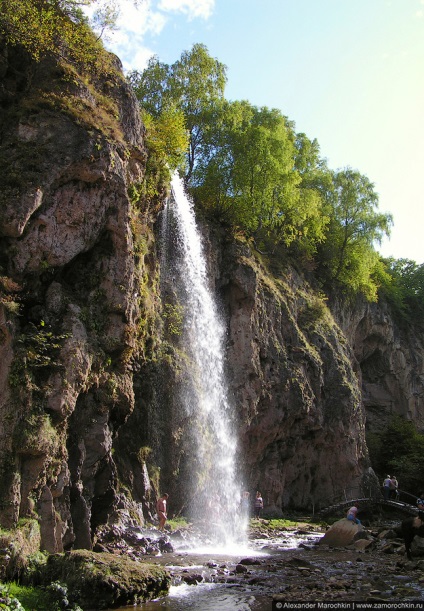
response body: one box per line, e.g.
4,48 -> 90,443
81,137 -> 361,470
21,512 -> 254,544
346,505 -> 361,525
417,493 -> 424,510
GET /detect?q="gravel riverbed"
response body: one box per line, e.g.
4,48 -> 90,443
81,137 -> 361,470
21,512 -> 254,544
106,522 -> 424,610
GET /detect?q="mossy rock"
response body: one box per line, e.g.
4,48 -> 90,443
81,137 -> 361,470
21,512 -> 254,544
38,550 -> 170,609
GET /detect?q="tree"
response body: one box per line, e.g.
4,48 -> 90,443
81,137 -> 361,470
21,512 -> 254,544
129,44 -> 227,179
317,168 -> 393,300
128,55 -> 172,117
379,258 -> 424,321
190,101 -> 329,255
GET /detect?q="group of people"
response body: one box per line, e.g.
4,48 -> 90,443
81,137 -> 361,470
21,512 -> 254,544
156,490 -> 265,531
382,474 -> 399,500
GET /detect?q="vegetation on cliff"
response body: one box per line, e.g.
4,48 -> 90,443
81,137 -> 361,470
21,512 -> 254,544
1,8 -> 424,608
0,0 -> 123,69
1,3 -> 421,316
129,44 -> 394,302
129,43 -> 424,320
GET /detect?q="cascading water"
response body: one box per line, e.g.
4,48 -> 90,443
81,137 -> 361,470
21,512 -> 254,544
160,172 -> 245,547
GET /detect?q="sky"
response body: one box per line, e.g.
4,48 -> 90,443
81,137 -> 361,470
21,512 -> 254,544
91,0 -> 424,264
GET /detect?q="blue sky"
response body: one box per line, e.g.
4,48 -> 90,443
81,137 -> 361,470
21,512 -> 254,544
94,0 -> 424,263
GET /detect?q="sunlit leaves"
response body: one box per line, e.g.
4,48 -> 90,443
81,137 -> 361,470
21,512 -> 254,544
317,168 -> 393,300
141,105 -> 189,171
0,0 -> 120,70
129,43 -> 227,178
379,257 -> 424,320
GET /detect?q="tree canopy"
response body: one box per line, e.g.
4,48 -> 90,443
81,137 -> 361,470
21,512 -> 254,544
129,43 -> 396,302
378,258 -> 424,322
129,43 -> 227,179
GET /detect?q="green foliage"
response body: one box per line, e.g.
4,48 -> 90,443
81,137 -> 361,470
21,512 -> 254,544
141,107 -> 188,172
0,276 -> 23,316
6,580 -> 83,611
378,257 -> 424,322
133,106 -> 189,203
17,321 -> 68,370
137,446 -> 152,463
191,101 -> 328,254
0,520 -> 41,581
163,303 -> 183,336
166,517 -> 189,531
316,168 -> 393,300
367,415 -> 424,495
129,43 -> 227,179
298,293 -> 329,330
0,583 -> 25,610
0,0 -> 117,73
13,413 -> 59,457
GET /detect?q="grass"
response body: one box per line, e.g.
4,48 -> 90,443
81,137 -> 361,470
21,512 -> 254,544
166,517 -> 190,531
6,582 -> 53,610
251,517 -> 310,529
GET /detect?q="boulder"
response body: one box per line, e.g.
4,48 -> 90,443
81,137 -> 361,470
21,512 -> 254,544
37,550 -> 170,609
319,518 -> 364,547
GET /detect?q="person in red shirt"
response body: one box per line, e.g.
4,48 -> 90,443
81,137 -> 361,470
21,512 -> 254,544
156,493 -> 169,531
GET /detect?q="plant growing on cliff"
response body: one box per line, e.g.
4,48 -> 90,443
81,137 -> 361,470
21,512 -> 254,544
14,413 -> 60,457
0,0 -> 133,71
16,321 -> 68,371
163,303 -> 183,337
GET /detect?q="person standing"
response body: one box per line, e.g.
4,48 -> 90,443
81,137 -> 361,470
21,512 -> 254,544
240,491 -> 250,519
157,493 -> 169,531
254,491 -> 264,519
390,476 -> 399,500
383,475 -> 391,500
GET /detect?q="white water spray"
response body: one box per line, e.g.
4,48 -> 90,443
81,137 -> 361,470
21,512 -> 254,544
161,173 -> 245,546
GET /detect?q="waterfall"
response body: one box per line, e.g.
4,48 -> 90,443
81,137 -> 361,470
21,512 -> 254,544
160,172 -> 245,545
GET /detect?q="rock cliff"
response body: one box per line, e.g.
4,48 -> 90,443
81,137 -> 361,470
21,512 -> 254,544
0,39 -> 423,552
0,39 -> 156,551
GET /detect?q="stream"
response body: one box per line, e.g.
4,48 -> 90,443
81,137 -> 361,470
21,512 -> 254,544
108,526 -> 424,610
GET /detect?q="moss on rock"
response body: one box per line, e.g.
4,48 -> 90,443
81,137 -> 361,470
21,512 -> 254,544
37,550 -> 170,609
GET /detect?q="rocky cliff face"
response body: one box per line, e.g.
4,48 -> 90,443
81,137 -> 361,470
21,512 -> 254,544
333,297 -> 424,434
0,40 -> 423,553
0,40 -> 158,551
215,239 -> 372,512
